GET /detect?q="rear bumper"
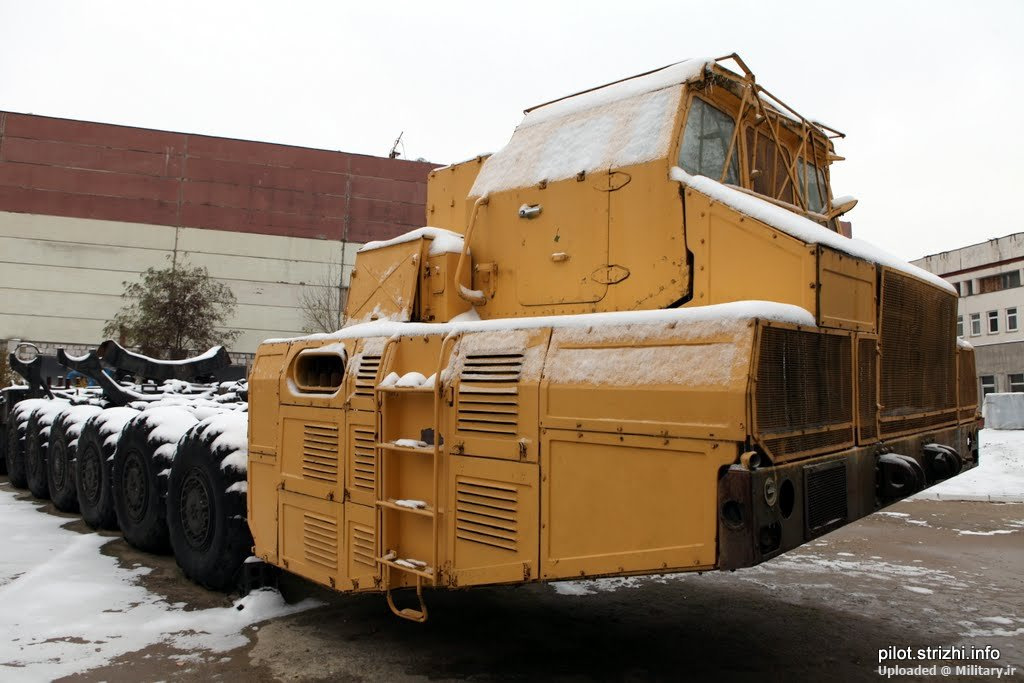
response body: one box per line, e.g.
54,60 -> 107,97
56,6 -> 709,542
717,421 -> 980,570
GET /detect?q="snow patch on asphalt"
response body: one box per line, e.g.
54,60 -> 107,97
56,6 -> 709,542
913,429 -> 1024,503
0,488 -> 320,679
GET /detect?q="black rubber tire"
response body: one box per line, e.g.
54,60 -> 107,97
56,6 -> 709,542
167,423 -> 253,591
112,416 -> 171,553
6,404 -> 35,488
75,415 -> 120,530
24,411 -> 50,499
46,412 -> 79,512
0,417 -> 7,476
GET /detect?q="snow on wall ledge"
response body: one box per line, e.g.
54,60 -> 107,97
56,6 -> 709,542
670,167 -> 956,295
266,300 -> 816,344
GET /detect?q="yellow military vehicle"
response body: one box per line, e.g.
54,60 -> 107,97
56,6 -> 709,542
248,54 -> 979,620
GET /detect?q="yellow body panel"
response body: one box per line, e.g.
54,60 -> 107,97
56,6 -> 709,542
246,56 -> 978,620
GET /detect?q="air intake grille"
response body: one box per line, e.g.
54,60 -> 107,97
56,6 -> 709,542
857,337 -> 878,442
805,461 -> 848,535
879,271 -> 957,435
302,423 -> 338,483
350,523 -> 376,569
457,353 -> 523,436
754,327 -> 854,460
351,427 -> 376,495
958,345 -> 978,421
455,478 -> 519,552
303,512 -> 338,569
354,355 -> 381,397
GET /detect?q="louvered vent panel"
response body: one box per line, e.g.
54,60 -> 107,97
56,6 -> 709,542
350,523 -> 376,568
302,423 -> 338,483
354,355 -> 382,397
351,427 -> 376,494
455,478 -> 518,552
303,512 -> 338,569
804,461 -> 848,535
457,353 -> 523,436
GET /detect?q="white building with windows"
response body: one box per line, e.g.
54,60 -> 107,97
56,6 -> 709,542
912,233 -> 1024,398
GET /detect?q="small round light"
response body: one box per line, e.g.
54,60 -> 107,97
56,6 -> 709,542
764,478 -> 778,507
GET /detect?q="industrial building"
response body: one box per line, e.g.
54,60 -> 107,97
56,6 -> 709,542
912,233 -> 1024,397
0,111 -> 435,364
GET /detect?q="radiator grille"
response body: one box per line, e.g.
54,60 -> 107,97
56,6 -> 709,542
754,327 -> 853,460
302,423 -> 339,483
350,523 -> 376,569
804,461 -> 848,535
455,478 -> 518,552
457,353 -> 523,436
879,270 -> 957,435
958,345 -> 978,421
303,512 -> 338,569
857,337 -> 878,442
354,354 -> 382,397
351,427 -> 376,495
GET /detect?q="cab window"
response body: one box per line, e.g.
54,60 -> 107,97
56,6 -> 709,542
798,158 -> 827,213
679,98 -> 739,184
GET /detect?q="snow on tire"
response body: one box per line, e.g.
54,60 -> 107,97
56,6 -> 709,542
47,405 -> 104,512
5,399 -> 51,489
76,407 -> 139,530
112,407 -> 198,553
23,399 -> 70,499
167,411 -> 251,591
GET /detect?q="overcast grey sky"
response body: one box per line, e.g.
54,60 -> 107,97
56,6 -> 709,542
1,0 -> 1021,261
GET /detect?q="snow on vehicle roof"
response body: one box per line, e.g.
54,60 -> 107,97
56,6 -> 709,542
469,58 -> 714,197
669,167 -> 956,295
266,300 -> 816,345
358,227 -> 465,255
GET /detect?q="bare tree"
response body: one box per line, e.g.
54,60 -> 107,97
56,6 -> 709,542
299,264 -> 348,334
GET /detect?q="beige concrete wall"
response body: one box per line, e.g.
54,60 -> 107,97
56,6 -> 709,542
0,211 -> 361,354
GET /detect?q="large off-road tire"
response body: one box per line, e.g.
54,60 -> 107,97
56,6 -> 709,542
3,416 -> 20,485
0,419 -> 7,476
5,399 -> 47,489
113,417 -> 171,553
167,415 -> 252,591
45,413 -> 78,511
23,411 -> 50,499
76,414 -> 125,530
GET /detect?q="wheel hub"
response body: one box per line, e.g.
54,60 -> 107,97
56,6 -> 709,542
51,441 -> 66,488
123,450 -> 148,522
180,468 -> 212,550
80,444 -> 101,504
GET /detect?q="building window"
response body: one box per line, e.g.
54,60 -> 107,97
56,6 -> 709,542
963,280 -> 975,296
957,315 -> 964,337
980,375 -> 997,397
979,270 -> 1022,294
1008,307 -> 1018,332
1010,373 -> 1024,393
988,310 -> 999,334
970,313 -> 981,336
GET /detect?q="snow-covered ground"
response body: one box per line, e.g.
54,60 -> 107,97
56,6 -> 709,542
912,429 -> 1024,503
0,491 -> 320,680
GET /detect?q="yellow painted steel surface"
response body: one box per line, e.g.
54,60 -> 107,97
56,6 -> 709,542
247,55 -> 978,616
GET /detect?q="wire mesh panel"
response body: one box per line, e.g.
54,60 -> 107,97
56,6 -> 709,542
857,336 -> 878,443
754,325 -> 854,461
879,270 -> 958,436
958,345 -> 978,421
